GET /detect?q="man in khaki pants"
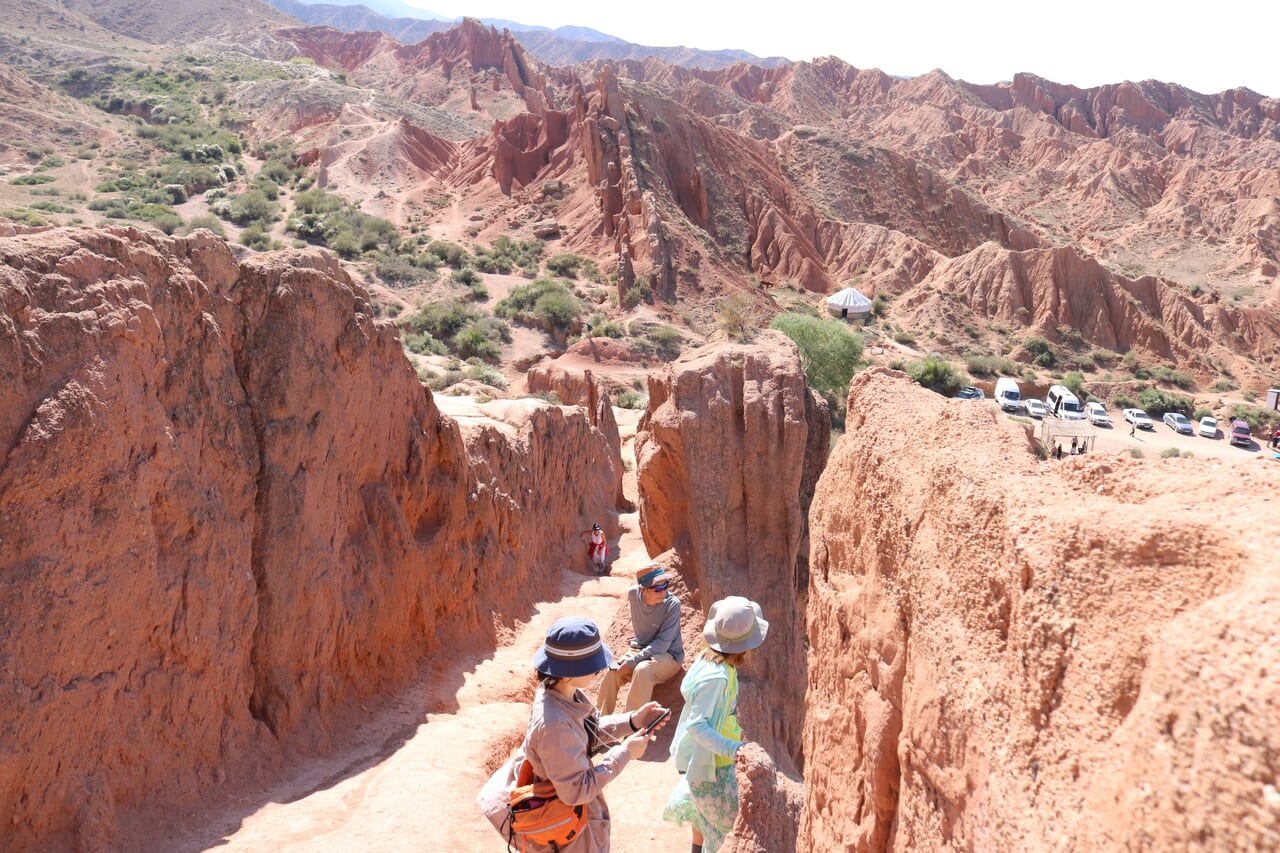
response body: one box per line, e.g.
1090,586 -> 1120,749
598,566 -> 684,714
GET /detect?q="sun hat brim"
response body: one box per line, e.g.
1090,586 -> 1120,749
533,634 -> 614,677
703,598 -> 768,654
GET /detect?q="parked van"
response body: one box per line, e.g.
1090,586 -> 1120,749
994,378 -> 1021,412
1046,384 -> 1085,419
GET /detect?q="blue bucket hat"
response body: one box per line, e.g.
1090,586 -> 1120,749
533,616 -> 614,677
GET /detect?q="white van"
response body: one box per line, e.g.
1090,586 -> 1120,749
1046,384 -> 1085,419
994,378 -> 1021,412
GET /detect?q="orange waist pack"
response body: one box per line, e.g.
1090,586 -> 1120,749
505,760 -> 587,851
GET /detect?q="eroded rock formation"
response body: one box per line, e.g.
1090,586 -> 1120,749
801,368 -> 1280,851
0,227 -> 623,849
634,330 -> 829,777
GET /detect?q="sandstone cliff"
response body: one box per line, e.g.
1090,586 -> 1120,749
801,368 -> 1280,851
634,330 -> 829,776
0,226 -> 623,849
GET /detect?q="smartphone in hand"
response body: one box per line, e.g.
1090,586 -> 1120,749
639,708 -> 671,736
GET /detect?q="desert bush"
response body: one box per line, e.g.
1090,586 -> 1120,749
227,190 -> 276,226
183,214 -> 225,237
473,236 -> 542,274
238,224 -> 272,250
1137,387 -> 1192,418
907,354 -> 967,397
153,213 -> 183,235
451,267 -> 482,286
1228,404 -> 1279,434
496,279 -> 581,333
1023,336 -> 1057,369
645,325 -> 684,361
427,370 -> 464,392
1151,365 -> 1194,390
584,312 -> 624,338
965,353 -> 1020,376
403,331 -> 447,356
770,313 -> 864,402
454,326 -> 501,361
614,390 -> 646,409
1064,371 -> 1086,398
376,256 -> 432,286
11,174 -> 55,185
1111,393 -> 1137,410
716,293 -> 756,342
403,300 -> 480,342
1210,378 -> 1239,393
1127,448 -> 1144,459
424,240 -> 470,268
464,363 -> 507,389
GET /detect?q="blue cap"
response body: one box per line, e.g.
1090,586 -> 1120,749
532,616 -> 614,677
637,566 -> 667,589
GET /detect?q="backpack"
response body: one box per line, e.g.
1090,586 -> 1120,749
505,758 -> 587,851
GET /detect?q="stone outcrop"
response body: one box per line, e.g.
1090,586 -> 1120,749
0,227 -> 621,849
634,330 -> 829,777
800,368 -> 1280,851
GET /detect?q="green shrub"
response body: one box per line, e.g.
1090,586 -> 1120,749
1111,393 -> 1137,410
1151,365 -> 1194,390
1210,379 -> 1239,393
907,354 -> 967,397
770,313 -> 865,401
1023,336 -> 1057,368
585,312 -> 624,338
227,190 -> 276,226
642,325 -> 683,361
184,214 -> 225,237
496,279 -> 580,330
427,370 -> 464,392
451,267 -> 482,286
1192,407 -> 1212,421
1137,387 -> 1191,418
474,236 -> 542,273
1228,404 -> 1279,433
403,300 -> 479,341
403,331 -> 447,356
893,331 -> 916,346
424,240 -> 470,268
1064,371 -> 1085,398
11,174 -> 55,185
965,353 -> 1020,376
1160,447 -> 1191,458
454,326 -> 501,361
615,390 -> 646,409
376,256 -> 432,286
464,363 -> 507,389
534,289 -> 583,335
1127,448 -> 1144,459
239,224 -> 272,250
153,213 -> 183,235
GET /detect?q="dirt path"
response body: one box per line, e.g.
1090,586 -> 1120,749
176,410 -> 690,852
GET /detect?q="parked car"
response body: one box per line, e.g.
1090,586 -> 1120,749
1085,401 -> 1111,427
1123,408 -> 1155,430
1229,419 -> 1253,447
1024,399 -> 1048,418
1163,412 -> 1193,434
994,378 -> 1021,412
1198,416 -> 1219,438
954,386 -> 985,400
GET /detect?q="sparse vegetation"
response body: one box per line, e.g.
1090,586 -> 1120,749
769,313 -> 865,403
473,236 -> 542,275
716,294 -> 756,342
964,353 -> 1020,376
495,279 -> 583,336
1137,387 -> 1192,418
907,354 -> 968,397
1022,336 -> 1057,369
287,189 -> 400,257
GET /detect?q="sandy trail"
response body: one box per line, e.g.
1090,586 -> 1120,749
179,412 -> 690,853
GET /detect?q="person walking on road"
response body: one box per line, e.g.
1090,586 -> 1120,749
597,565 -> 684,715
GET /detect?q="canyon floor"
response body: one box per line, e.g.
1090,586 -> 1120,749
156,408 -> 690,852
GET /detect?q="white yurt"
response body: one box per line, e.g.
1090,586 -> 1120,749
826,287 -> 872,320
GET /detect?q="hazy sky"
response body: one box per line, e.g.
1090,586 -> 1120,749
417,1 -> 1279,98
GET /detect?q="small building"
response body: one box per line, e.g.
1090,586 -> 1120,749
825,287 -> 873,320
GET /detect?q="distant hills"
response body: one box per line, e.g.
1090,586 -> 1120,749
264,0 -> 787,69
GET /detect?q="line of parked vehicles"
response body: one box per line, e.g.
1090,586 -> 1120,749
957,378 -> 1258,447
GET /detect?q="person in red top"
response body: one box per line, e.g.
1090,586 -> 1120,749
588,523 -> 607,574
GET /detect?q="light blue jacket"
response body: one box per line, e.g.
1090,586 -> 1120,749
669,657 -> 740,783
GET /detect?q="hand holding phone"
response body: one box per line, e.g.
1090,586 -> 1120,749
638,707 -> 671,736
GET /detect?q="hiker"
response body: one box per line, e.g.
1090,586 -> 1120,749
588,523 -> 608,574
597,565 -> 685,716
1070,437 -> 1078,454
478,616 -> 669,852
663,596 -> 769,853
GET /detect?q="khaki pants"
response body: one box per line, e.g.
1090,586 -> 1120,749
597,653 -> 683,715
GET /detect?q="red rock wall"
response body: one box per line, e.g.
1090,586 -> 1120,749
0,227 -> 621,849
634,331 -> 829,773
801,368 -> 1280,851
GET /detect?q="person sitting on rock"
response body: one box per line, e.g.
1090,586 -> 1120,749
597,566 -> 684,715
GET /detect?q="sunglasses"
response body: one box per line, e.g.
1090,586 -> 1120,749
649,583 -> 669,592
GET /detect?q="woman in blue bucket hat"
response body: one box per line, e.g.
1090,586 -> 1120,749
479,616 -> 670,851
662,596 -> 769,853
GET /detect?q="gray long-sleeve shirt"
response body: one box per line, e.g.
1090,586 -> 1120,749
628,586 -> 684,664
